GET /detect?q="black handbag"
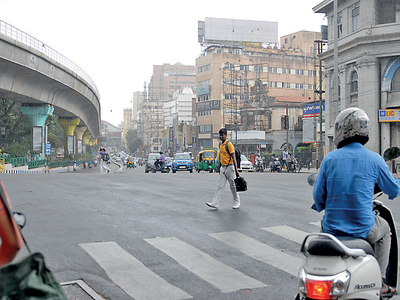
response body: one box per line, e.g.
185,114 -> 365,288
234,176 -> 248,192
0,183 -> 68,300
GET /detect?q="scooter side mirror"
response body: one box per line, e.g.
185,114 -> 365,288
13,212 -> 26,229
383,147 -> 400,161
307,174 -> 317,186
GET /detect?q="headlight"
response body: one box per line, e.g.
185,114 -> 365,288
298,268 -> 350,299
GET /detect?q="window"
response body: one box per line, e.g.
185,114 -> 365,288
352,7 -> 359,31
338,15 -> 342,38
254,65 -> 263,72
281,115 -> 289,130
350,71 -> 358,93
282,68 -> 287,74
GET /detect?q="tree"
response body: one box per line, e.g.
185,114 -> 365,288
0,98 -> 31,140
125,129 -> 141,154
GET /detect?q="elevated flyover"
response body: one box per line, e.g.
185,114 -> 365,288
0,20 -> 101,157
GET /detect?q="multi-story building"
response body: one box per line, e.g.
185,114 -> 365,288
195,29 -> 322,152
123,108 -> 133,148
140,63 -> 196,154
100,121 -> 122,148
148,63 -> 196,102
164,87 -> 196,127
313,0 -> 400,154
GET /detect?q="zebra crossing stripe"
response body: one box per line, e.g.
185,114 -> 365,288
144,237 -> 266,293
80,242 -> 192,300
209,231 -> 302,276
261,225 -> 309,244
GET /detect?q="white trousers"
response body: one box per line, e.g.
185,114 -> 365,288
100,160 -> 110,173
212,165 -> 240,205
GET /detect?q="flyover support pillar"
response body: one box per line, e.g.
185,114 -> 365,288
74,125 -> 87,154
21,104 -> 54,161
82,131 -> 91,154
58,117 -> 80,157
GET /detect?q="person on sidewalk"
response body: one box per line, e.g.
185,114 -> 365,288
206,128 -> 240,210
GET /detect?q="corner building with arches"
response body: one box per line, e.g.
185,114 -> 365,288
314,0 -> 400,155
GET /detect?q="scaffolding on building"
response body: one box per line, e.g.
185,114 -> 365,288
222,62 -> 269,132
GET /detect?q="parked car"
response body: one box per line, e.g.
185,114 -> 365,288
171,153 -> 193,173
145,153 -> 160,173
239,154 -> 253,172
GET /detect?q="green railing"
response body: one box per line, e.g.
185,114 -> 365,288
1,154 -> 88,170
0,154 -> 11,164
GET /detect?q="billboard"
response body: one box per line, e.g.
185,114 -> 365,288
303,102 -> 325,118
199,18 -> 278,45
303,118 -> 315,143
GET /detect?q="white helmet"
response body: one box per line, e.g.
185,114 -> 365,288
334,107 -> 370,149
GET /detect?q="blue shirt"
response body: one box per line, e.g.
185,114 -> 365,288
313,143 -> 400,239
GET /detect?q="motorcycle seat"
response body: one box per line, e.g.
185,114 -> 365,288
307,236 -> 374,257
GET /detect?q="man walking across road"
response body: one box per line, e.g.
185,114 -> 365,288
280,147 -> 289,172
206,128 -> 240,210
99,148 -> 111,174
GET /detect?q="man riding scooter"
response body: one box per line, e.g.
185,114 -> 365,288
154,151 -> 165,170
312,107 -> 400,297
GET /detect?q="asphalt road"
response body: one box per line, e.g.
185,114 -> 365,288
2,165 -> 400,300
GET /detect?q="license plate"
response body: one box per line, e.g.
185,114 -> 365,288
179,166 -> 186,169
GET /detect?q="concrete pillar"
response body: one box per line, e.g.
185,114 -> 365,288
82,131 -> 90,153
58,117 -> 80,156
20,104 -> 54,160
74,125 -> 87,154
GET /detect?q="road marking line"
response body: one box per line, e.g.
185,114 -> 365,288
261,225 -> 309,244
144,237 -> 266,293
309,221 -> 322,227
209,231 -> 302,276
80,242 -> 192,300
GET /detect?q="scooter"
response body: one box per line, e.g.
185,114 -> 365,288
295,147 -> 400,300
152,159 -> 170,173
93,159 -> 98,167
270,157 -> 280,172
255,160 -> 264,172
88,160 -> 93,169
73,161 -> 78,171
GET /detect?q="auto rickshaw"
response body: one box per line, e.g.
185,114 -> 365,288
195,150 -> 216,173
126,157 -> 135,169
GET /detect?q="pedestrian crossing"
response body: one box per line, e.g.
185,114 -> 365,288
82,221 -> 394,300
80,223 -> 319,300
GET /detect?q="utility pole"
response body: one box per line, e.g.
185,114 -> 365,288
314,40 -> 325,168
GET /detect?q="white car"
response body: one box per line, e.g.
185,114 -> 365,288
239,154 -> 253,172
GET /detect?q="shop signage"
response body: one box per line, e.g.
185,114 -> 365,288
379,109 -> 400,122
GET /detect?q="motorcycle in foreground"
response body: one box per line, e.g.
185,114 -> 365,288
295,147 -> 400,300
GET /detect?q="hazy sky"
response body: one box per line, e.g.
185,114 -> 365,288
0,0 -> 327,127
